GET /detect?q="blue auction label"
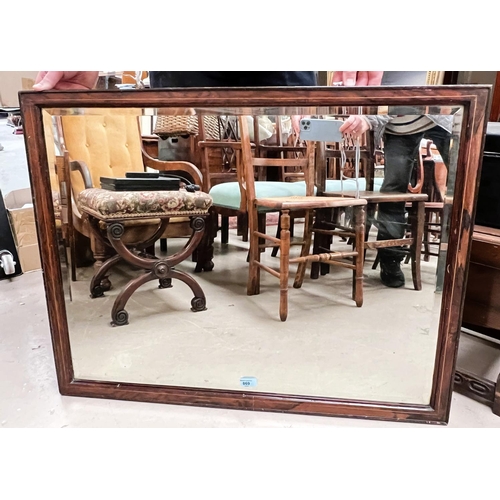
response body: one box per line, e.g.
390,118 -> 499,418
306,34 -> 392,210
240,376 -> 258,388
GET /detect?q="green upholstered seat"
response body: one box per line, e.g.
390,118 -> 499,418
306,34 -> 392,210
209,181 -> 313,212
324,177 -> 383,193
209,178 -> 383,213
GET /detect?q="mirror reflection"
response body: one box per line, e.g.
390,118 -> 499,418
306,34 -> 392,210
42,103 -> 461,405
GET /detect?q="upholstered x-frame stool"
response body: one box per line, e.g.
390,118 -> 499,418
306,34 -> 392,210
78,188 -> 213,326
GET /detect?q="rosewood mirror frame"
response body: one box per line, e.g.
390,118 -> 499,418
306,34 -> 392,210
19,85 -> 490,425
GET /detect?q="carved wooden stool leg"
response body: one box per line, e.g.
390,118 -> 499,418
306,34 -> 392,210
102,216 -> 207,326
169,268 -> 207,312
90,253 -> 122,298
91,236 -> 110,273
110,267 -> 208,327
279,210 -> 291,322
194,210 -> 216,273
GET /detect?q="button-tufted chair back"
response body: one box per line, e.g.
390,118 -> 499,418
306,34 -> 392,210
60,112 -> 144,196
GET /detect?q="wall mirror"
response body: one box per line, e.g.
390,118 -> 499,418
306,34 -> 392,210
19,86 -> 489,424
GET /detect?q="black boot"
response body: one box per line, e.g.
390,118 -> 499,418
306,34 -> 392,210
379,256 -> 405,288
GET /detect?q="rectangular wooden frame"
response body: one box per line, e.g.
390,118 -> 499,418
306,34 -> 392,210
19,85 -> 490,424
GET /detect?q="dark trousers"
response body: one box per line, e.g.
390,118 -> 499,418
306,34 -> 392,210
149,71 -> 318,88
377,125 -> 451,260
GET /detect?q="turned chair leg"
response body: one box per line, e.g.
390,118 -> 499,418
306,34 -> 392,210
221,215 -> 229,245
247,208 -> 261,296
353,205 -> 365,307
279,210 -> 291,322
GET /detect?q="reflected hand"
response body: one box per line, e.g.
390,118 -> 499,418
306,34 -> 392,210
331,71 -> 383,86
339,115 -> 370,139
33,71 -> 99,91
291,115 -> 311,136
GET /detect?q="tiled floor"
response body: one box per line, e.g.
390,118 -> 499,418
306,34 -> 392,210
1,115 -> 500,428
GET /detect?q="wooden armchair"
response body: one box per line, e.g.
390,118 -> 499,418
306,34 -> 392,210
56,111 -> 205,286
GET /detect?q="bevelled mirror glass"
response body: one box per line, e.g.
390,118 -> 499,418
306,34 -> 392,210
19,86 -> 489,424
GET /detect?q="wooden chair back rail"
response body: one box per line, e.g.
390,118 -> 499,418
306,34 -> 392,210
252,158 -> 307,167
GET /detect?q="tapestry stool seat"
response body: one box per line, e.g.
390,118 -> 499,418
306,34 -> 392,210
78,188 -> 213,326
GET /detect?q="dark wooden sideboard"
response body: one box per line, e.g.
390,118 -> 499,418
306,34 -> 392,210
456,123 -> 500,416
456,225 -> 500,416
463,226 -> 500,334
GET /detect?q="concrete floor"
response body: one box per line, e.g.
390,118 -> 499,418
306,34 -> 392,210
1,115 -> 500,427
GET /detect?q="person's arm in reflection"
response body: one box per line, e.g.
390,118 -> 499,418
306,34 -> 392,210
33,71 -> 384,92
33,71 -> 99,90
339,114 -> 392,141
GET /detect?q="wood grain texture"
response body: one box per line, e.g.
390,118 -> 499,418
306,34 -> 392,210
18,85 -> 490,424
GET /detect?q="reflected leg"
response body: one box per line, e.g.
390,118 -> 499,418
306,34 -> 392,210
377,131 -> 423,254
377,131 -> 423,287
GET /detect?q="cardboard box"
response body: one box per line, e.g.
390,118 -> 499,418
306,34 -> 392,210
3,188 -> 41,272
0,71 -> 38,107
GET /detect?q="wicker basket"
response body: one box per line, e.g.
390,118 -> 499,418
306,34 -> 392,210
154,115 -> 221,139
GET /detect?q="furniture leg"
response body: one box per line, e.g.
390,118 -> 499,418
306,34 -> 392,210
111,272 -> 157,326
221,215 -> 229,245
237,213 -> 248,241
353,205 -> 365,307
258,213 -> 267,253
320,208 -> 335,276
310,208 -> 331,280
90,253 -> 122,297
194,210 -> 216,273
91,236 -> 111,274
279,210 -> 291,322
410,201 -> 424,291
169,268 -> 207,312
293,210 -> 314,289
247,205 -> 261,296
105,216 -> 207,326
